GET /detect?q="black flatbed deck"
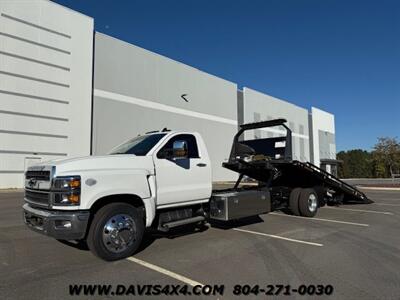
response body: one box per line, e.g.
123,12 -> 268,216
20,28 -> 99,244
223,159 -> 372,204
224,118 -> 372,204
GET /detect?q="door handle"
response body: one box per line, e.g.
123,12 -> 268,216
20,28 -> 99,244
197,163 -> 207,167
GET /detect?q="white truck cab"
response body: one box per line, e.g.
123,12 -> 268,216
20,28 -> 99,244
23,130 -> 212,260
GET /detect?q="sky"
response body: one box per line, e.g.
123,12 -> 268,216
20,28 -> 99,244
53,0 -> 400,151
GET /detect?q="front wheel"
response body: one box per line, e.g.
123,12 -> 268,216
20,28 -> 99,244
87,203 -> 144,261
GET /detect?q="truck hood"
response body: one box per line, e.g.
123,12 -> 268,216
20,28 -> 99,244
43,155 -> 155,176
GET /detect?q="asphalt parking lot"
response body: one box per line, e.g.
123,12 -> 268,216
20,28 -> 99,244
1,188 -> 399,300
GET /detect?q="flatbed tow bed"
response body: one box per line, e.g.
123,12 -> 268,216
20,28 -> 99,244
213,118 -> 371,220
271,160 -> 372,204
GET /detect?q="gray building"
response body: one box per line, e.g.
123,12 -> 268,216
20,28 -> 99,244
0,0 -> 337,188
0,0 -> 93,188
92,33 -> 239,181
239,87 -> 311,162
309,107 -> 337,174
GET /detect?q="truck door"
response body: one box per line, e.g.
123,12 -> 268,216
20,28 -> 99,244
154,133 -> 211,207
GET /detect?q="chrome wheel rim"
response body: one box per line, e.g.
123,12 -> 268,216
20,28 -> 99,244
308,194 -> 318,212
102,214 -> 136,253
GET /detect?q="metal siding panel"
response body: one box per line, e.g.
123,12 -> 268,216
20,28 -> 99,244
0,15 -> 71,53
0,35 -> 71,67
0,132 -> 68,154
0,174 -> 24,188
0,73 -> 69,100
310,107 -> 336,166
0,0 -> 93,188
242,87 -> 310,162
94,33 -> 237,120
93,33 -> 238,181
0,93 -> 68,117
0,53 -> 70,84
93,97 -> 237,181
0,114 -> 68,136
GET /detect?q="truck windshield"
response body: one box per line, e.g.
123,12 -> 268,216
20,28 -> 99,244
109,133 -> 167,156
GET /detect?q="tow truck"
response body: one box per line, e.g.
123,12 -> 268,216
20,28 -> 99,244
23,119 -> 371,260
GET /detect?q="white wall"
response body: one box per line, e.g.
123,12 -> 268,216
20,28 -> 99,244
93,33 -> 238,182
241,87 -> 310,162
0,0 -> 93,188
310,107 -> 336,167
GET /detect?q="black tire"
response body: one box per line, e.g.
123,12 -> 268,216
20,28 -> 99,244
87,203 -> 144,261
299,188 -> 319,217
289,188 -> 302,216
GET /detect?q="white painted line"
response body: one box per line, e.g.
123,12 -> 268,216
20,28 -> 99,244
233,228 -> 323,247
372,198 -> 400,202
357,186 -> 400,191
269,212 -> 369,227
126,257 -> 204,287
322,206 -> 394,215
372,203 -> 400,207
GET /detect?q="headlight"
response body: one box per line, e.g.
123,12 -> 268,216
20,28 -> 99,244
53,192 -> 80,206
53,176 -> 81,190
52,176 -> 81,206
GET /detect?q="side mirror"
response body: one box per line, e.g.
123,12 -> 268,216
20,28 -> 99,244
172,140 -> 188,159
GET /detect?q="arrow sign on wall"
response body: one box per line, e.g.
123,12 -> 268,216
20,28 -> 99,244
181,94 -> 189,102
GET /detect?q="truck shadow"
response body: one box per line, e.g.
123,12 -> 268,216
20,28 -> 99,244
56,224 -> 210,255
57,216 -> 265,255
137,216 -> 265,253
57,239 -> 90,251
137,223 -> 210,253
209,215 -> 264,230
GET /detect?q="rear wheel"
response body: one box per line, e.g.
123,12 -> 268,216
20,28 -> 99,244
87,203 -> 144,261
299,188 -> 319,217
289,188 -> 302,216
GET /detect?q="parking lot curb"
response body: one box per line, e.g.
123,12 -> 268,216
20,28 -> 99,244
0,189 -> 23,193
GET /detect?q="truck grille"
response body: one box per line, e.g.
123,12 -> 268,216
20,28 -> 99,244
25,170 -> 50,181
25,189 -> 50,207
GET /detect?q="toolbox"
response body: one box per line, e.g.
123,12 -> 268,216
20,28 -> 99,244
210,189 -> 271,221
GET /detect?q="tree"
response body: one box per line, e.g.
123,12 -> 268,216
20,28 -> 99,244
337,149 -> 373,178
372,137 -> 400,178
337,137 -> 400,178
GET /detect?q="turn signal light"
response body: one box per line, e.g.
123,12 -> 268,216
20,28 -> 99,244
53,176 -> 81,190
68,194 -> 80,204
54,193 -> 80,206
69,179 -> 81,188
